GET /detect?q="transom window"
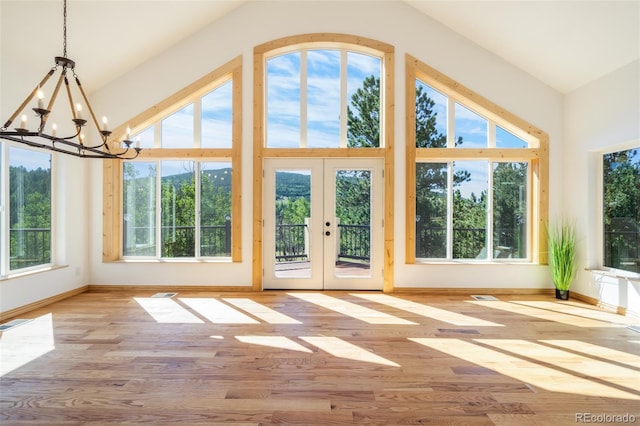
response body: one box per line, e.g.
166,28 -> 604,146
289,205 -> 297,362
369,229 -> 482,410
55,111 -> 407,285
406,55 -> 548,263
266,48 -> 382,148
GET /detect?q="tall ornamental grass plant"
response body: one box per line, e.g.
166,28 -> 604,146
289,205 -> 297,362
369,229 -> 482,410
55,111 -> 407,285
547,220 -> 577,291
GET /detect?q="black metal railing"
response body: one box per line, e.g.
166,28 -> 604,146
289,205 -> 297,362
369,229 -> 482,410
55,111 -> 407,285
604,229 -> 640,272
415,224 -> 524,259
276,224 -> 308,261
9,227 -> 51,269
124,221 -> 232,257
338,224 -> 370,261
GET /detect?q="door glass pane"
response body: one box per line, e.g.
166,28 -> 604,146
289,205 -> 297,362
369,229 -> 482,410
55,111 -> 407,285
9,147 -> 51,270
123,162 -> 156,256
274,169 -> 311,277
493,162 -> 528,259
453,161 -> 488,259
416,162 -> 448,258
335,169 -> 371,277
200,162 -> 232,257
161,161 -> 195,257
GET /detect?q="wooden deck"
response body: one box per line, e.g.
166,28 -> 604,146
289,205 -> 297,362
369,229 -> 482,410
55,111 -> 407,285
275,260 -> 371,278
1,290 -> 639,424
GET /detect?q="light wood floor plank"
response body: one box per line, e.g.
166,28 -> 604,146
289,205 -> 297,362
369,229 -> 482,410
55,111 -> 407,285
1,290 -> 639,424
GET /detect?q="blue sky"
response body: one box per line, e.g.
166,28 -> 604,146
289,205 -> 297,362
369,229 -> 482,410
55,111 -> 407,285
266,49 -> 381,148
134,80 -> 233,149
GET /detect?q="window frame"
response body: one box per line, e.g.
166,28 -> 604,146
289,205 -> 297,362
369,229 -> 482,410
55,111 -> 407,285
103,56 -> 242,262
599,143 -> 640,278
253,34 -> 395,291
0,142 -> 55,276
405,54 -> 549,264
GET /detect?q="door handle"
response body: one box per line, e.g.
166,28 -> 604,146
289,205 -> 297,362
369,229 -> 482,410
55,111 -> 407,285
325,221 -> 331,227
325,231 -> 331,236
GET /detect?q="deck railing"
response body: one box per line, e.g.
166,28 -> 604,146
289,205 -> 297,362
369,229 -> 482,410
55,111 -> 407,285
9,227 -> 51,269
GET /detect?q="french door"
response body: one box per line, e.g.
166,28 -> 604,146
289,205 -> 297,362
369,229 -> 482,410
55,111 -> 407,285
263,158 -> 383,290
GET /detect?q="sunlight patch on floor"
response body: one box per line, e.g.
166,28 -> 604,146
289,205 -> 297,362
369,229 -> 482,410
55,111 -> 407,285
541,339 -> 640,370
236,335 -> 313,353
410,337 -> 640,400
224,298 -> 302,324
179,298 -> 259,324
300,336 -> 400,367
511,301 -> 638,325
134,297 -> 204,324
0,313 -> 55,376
467,300 -> 626,328
353,293 -> 503,327
289,293 -> 416,325
479,339 -> 640,393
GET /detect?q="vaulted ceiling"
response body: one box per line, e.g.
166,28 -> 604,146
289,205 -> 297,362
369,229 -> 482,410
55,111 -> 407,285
1,0 -> 638,96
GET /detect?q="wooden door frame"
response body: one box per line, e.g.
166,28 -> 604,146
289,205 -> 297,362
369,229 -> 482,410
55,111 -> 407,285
252,33 -> 395,292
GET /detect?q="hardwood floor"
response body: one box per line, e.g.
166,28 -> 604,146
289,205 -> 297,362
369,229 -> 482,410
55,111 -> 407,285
1,290 -> 639,425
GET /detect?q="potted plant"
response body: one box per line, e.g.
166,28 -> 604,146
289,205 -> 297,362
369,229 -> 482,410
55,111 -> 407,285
547,220 -> 577,300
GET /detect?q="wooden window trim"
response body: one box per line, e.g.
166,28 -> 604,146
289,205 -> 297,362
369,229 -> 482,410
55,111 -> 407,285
253,34 -> 395,291
405,54 -> 549,264
103,56 -> 242,262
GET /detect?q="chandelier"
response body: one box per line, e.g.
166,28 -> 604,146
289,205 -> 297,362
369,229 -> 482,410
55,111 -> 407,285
0,0 -> 141,159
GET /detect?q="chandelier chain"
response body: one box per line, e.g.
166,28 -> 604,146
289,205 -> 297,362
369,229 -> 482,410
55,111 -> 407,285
63,0 -> 67,58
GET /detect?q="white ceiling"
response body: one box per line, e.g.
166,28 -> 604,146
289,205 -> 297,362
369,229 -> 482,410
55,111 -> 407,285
1,0 -> 639,96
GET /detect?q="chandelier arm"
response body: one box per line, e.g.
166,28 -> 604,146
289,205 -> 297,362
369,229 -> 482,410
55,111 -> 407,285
63,75 -> 79,121
0,133 -> 140,159
2,69 -> 55,130
75,76 -> 102,139
39,71 -> 67,133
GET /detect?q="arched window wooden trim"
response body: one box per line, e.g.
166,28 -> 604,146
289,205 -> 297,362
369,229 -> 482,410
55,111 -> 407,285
103,56 -> 243,262
253,34 -> 395,291
405,54 -> 549,264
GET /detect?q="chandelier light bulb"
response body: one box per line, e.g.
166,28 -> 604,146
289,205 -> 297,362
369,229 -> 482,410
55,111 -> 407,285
37,89 -> 44,109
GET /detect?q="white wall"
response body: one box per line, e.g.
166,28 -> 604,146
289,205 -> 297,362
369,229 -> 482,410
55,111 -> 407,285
0,155 -> 90,313
564,60 -> 640,315
2,0 -> 569,312
88,0 -> 563,290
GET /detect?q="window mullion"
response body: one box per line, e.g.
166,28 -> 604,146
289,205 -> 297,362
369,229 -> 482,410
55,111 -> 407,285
195,162 -> 201,258
340,50 -> 347,148
300,50 -> 308,148
447,98 -> 455,148
487,161 -> 494,260
194,99 -> 202,149
156,161 -> 162,258
447,161 -> 454,259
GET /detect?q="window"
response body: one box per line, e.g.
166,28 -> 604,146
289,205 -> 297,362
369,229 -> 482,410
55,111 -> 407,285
102,57 -> 242,262
603,146 -> 640,273
266,48 -> 382,148
123,160 -> 232,259
1,144 -> 52,274
406,55 -> 548,263
254,34 -> 395,291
